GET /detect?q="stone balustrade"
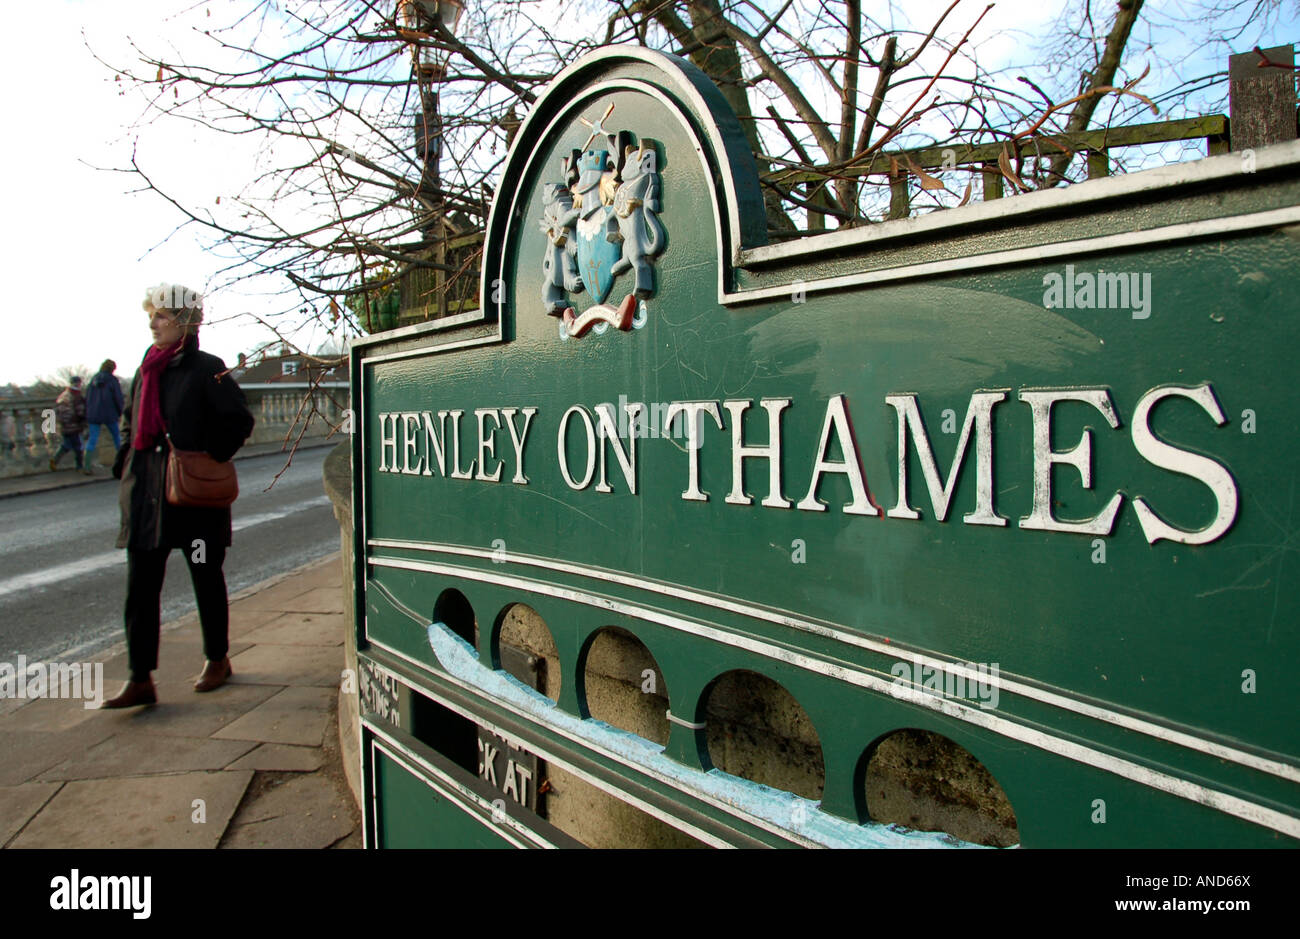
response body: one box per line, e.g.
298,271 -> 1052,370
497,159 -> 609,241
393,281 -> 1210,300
0,384 -> 349,479
0,397 -> 70,478
246,386 -> 348,447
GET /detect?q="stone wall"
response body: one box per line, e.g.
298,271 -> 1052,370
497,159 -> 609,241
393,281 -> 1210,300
321,442 -> 362,811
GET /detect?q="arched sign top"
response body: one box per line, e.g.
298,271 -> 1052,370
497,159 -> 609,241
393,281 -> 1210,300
479,47 -> 768,332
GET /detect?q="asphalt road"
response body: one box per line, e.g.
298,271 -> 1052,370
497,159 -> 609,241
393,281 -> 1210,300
0,446 -> 339,666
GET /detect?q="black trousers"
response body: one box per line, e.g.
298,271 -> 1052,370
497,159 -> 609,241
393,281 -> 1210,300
124,544 -> 229,680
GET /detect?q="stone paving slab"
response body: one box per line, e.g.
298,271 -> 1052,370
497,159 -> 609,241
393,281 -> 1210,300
36,733 -> 258,782
226,743 -> 325,773
241,612 -> 345,647
333,828 -> 363,849
220,774 -> 354,849
9,770 -> 254,849
212,686 -> 335,747
281,563 -> 345,591
2,694 -> 105,734
153,638 -> 254,676
227,606 -> 288,639
281,586 -> 346,614
91,637 -> 253,686
0,553 -> 359,849
234,578 -> 335,613
0,721 -> 119,787
0,782 -> 62,846
228,642 -> 342,688
105,680 -> 283,739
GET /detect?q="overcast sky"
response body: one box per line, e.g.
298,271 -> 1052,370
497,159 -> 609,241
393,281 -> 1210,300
1,0 -> 1294,387
0,2 -> 283,386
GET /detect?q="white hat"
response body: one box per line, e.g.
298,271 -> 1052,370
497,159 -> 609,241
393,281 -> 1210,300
142,283 -> 204,327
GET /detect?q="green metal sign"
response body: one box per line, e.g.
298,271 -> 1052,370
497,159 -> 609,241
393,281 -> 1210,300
353,48 -> 1300,848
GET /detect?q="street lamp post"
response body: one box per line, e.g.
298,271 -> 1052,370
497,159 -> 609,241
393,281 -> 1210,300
398,0 -> 464,318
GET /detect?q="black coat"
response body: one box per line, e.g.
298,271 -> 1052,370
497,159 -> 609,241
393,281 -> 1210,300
114,336 -> 256,551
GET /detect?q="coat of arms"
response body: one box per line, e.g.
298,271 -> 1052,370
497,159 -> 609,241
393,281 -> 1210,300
539,103 -> 666,339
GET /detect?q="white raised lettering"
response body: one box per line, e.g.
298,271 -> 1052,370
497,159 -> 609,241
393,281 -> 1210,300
474,409 -> 503,482
1019,388 -> 1123,535
377,413 -> 398,472
594,402 -> 643,494
448,410 -> 476,479
558,406 -> 597,490
885,391 -> 1007,525
724,398 -> 793,508
401,413 -> 422,475
797,394 -> 878,515
421,411 -> 447,476
1131,384 -> 1238,545
501,407 -> 538,484
664,402 -> 724,501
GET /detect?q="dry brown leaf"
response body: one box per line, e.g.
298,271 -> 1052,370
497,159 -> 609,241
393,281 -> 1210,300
1124,62 -> 1151,90
997,147 -> 1029,193
956,180 -> 973,206
907,156 -> 948,192
156,67 -> 163,83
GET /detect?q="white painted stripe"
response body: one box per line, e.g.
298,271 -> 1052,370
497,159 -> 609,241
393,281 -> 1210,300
351,307 -> 492,351
0,496 -> 332,600
0,550 -> 126,600
359,333 -> 503,365
368,538 -> 1300,786
723,206 -> 1300,304
232,495 -> 331,531
367,555 -> 1300,840
742,140 -> 1300,265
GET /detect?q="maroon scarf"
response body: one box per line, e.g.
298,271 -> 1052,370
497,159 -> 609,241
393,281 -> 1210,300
132,338 -> 186,449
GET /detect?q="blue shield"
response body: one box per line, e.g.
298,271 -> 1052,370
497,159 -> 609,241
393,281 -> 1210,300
575,205 -> 620,305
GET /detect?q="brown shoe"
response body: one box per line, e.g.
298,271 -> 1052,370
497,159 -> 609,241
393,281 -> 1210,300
100,679 -> 157,709
194,657 -> 232,692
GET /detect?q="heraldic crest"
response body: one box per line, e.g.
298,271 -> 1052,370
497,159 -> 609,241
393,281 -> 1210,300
539,103 -> 666,339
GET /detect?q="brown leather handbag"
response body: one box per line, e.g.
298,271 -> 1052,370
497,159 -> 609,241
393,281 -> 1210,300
164,435 -> 239,508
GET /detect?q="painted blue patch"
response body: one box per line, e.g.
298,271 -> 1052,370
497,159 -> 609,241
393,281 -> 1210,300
425,621 -> 999,849
575,204 -> 619,304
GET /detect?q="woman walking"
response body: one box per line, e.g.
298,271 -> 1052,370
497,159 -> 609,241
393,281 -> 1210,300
103,285 -> 255,708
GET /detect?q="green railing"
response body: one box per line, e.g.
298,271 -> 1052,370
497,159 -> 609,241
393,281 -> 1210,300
766,113 -> 1233,226
396,230 -> 484,327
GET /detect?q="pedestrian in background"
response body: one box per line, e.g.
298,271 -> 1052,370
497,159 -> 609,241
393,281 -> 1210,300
49,376 -> 87,472
84,359 -> 125,474
0,410 -> 15,453
102,285 -> 255,709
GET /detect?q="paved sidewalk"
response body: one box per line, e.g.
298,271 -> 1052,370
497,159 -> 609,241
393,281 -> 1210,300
0,437 -> 340,501
0,553 -> 361,849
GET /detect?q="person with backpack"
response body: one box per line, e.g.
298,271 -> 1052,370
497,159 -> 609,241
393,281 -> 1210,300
49,376 -> 88,472
85,359 -> 125,473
